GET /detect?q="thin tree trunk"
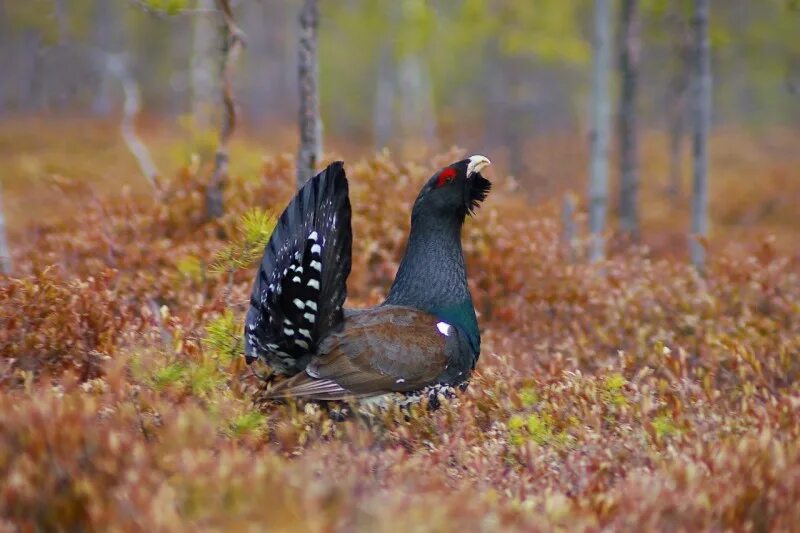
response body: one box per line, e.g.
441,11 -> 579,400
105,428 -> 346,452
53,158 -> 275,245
561,193 -> 577,262
483,38 -> 506,155
53,0 -> 69,44
0,184 -> 11,275
296,0 -> 320,188
91,0 -> 116,116
0,0 -> 6,115
207,0 -> 245,221
398,53 -> 437,150
667,105 -> 685,199
666,4 -> 691,201
588,0 -> 612,263
25,31 -> 45,112
690,0 -> 711,270
192,0 -> 218,130
617,0 -> 640,241
373,43 -> 394,150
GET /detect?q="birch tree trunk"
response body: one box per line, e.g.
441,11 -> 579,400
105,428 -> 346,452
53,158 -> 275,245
588,0 -> 612,263
690,0 -> 711,270
398,53 -> 437,151
666,4 -> 691,201
191,0 -> 218,130
373,44 -> 395,150
617,0 -> 640,241
91,0 -> 116,116
0,0 -> 6,115
0,184 -> 11,275
296,0 -> 320,188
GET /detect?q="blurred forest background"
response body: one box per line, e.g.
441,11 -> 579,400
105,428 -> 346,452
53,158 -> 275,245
2,2 -> 800,530
1,0 -> 798,260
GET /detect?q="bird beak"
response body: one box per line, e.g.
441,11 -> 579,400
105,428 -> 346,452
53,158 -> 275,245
466,155 -> 491,177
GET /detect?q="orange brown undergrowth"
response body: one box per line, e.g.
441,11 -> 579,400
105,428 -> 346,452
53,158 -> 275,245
1,147 -> 799,530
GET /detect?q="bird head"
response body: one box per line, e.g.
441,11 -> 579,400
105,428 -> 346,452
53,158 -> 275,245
413,155 -> 492,221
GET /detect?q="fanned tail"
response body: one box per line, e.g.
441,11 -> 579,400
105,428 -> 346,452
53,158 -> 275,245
244,162 -> 352,374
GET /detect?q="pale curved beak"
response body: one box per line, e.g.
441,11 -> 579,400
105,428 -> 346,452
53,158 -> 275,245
466,155 -> 491,176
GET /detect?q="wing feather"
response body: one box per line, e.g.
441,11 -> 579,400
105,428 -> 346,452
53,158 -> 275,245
263,306 -> 451,400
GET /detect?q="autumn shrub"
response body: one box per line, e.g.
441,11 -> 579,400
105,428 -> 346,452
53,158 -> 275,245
0,267 -> 128,382
1,147 -> 799,531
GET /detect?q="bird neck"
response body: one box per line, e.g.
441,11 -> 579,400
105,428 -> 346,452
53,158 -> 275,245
385,211 -> 477,342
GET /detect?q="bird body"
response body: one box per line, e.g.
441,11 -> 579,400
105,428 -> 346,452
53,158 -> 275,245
244,156 -> 491,402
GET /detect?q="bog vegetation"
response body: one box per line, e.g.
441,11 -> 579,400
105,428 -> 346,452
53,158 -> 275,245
1,123 -> 799,530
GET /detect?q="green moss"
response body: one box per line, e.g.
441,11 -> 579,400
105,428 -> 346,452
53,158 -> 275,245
518,387 -> 539,407
229,411 -> 267,438
189,360 -> 225,397
508,413 -> 571,448
152,362 -> 186,390
652,414 -> 682,440
601,373 -> 628,407
176,255 -> 204,284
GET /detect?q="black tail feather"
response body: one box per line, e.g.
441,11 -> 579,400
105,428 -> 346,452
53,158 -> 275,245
244,162 -> 352,374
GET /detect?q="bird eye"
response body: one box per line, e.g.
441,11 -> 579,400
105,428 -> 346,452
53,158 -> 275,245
435,168 -> 457,188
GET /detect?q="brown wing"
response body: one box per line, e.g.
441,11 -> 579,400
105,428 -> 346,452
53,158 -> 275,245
264,306 -> 449,400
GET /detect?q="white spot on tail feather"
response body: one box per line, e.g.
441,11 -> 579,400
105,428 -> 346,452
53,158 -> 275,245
307,279 -> 320,290
298,328 -> 312,340
309,231 -> 318,241
294,339 -> 309,350
310,260 -> 322,271
292,276 -> 301,283
306,301 -> 318,311
311,244 -> 322,255
303,312 -> 315,323
293,298 -> 305,309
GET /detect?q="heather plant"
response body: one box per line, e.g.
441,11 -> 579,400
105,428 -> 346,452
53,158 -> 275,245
1,147 -> 799,531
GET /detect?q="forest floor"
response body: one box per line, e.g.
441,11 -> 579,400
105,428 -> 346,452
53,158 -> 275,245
1,118 -> 799,530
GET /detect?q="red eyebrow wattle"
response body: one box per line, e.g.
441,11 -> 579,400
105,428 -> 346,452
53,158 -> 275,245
436,168 -> 457,188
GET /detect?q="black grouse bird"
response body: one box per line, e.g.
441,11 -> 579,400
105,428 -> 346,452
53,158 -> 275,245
244,155 -> 491,403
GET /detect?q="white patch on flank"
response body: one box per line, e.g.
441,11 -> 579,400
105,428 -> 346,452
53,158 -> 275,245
307,279 -> 320,290
247,323 -> 255,331
293,298 -> 305,309
436,322 -> 452,336
305,301 -> 317,311
303,312 -> 315,323
309,231 -> 319,241
310,260 -> 322,271
466,154 -> 491,176
311,244 -> 322,255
